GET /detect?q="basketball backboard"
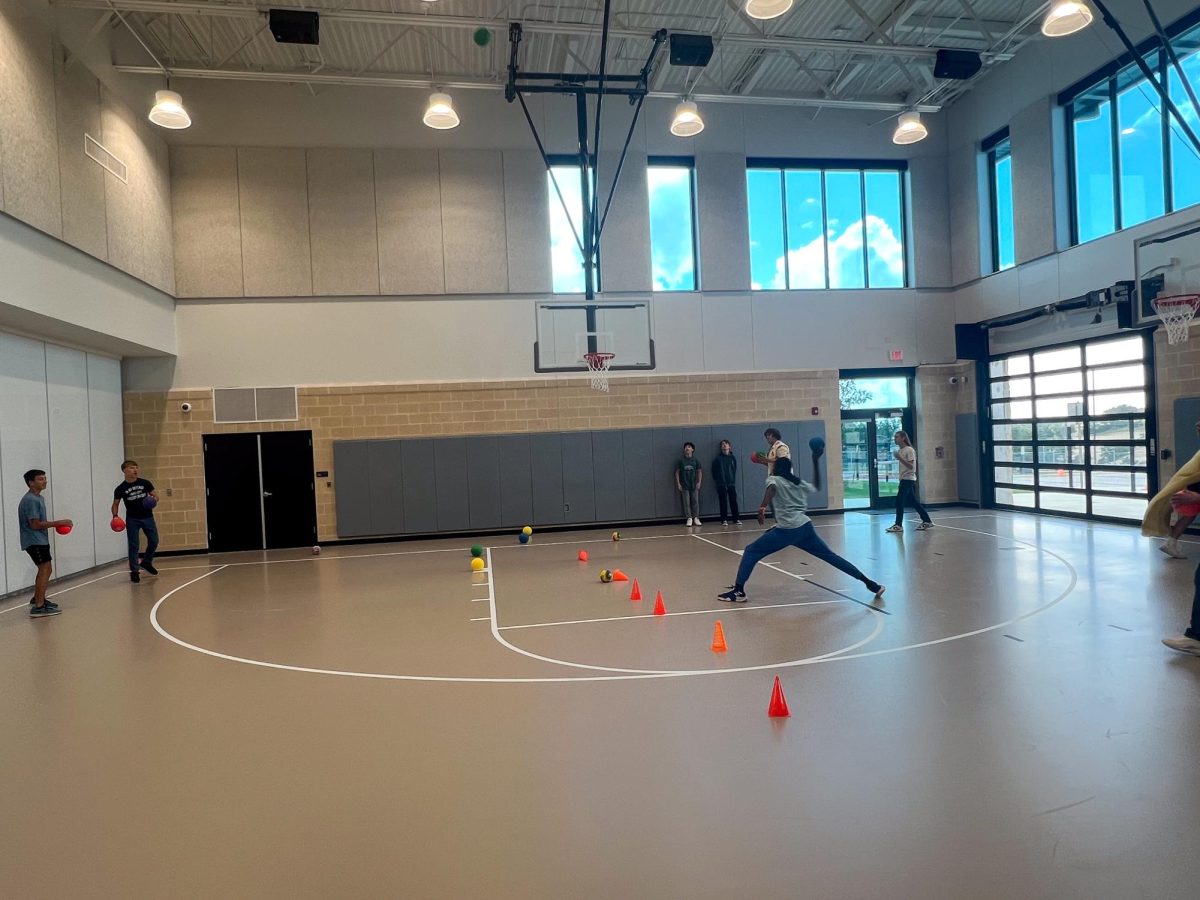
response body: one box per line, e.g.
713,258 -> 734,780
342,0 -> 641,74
534,301 -> 655,372
1134,220 -> 1200,324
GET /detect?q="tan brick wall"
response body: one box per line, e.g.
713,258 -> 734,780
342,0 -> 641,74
915,362 -> 976,504
124,370 -> 843,551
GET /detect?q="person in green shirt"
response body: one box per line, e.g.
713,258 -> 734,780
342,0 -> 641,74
676,442 -> 703,526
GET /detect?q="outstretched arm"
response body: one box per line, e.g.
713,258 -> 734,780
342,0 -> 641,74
758,484 -> 776,525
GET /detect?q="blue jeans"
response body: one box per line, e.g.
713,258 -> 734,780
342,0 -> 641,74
735,522 -> 874,589
127,516 -> 159,573
895,480 -> 932,525
1188,564 -> 1200,640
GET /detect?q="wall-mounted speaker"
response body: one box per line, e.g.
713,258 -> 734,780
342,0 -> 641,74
669,33 -> 714,67
955,323 -> 989,360
269,9 -> 319,45
934,49 -> 982,80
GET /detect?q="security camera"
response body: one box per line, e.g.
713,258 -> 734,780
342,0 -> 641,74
949,376 -> 968,385
180,402 -> 192,413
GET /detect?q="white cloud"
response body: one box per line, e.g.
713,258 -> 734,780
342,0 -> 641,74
772,214 -> 903,289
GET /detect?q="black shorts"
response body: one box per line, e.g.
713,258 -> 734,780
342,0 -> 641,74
1188,482 -> 1200,493
26,545 -> 51,565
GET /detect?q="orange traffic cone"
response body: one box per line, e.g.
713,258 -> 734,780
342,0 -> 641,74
653,591 -> 666,616
768,676 -> 790,718
711,620 -> 728,653
578,550 -> 589,562
612,569 -> 629,582
629,579 -> 642,601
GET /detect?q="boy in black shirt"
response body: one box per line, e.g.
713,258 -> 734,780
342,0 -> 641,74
712,439 -> 741,526
111,460 -> 159,582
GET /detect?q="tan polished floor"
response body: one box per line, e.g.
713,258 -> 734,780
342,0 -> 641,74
1,511 -> 1198,899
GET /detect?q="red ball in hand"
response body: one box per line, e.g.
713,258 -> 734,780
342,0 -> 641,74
55,524 -> 72,535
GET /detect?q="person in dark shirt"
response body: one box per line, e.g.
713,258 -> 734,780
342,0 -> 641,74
712,439 -> 741,527
675,442 -> 703,527
111,460 -> 159,583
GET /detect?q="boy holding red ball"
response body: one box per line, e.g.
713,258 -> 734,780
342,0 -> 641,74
111,460 -> 159,583
18,469 -> 71,617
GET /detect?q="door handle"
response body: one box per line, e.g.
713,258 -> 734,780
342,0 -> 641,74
263,491 -> 273,497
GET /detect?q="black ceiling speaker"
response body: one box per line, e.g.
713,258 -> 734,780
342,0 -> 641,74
269,9 -> 320,45
669,33 -> 714,68
934,49 -> 982,80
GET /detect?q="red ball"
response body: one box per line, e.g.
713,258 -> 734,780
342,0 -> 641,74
111,517 -> 126,533
1171,493 -> 1200,518
55,524 -> 72,535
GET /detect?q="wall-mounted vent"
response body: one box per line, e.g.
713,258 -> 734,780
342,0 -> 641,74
213,387 -> 299,424
84,134 -> 127,183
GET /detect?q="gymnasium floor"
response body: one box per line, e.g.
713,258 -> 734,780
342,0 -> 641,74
1,510 -> 1197,899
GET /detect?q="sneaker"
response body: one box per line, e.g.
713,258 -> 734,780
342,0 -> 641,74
140,561 -> 159,575
917,521 -> 935,530
869,582 -> 887,600
130,571 -> 140,583
717,587 -> 747,603
29,598 -> 60,611
721,521 -> 728,527
1162,635 -> 1200,656
734,520 -> 743,526
1160,539 -> 1186,559
693,517 -> 701,526
29,604 -> 62,618
684,518 -> 692,526
886,524 -> 903,533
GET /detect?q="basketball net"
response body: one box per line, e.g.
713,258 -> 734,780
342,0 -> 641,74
582,351 -> 615,393
1152,295 -> 1200,345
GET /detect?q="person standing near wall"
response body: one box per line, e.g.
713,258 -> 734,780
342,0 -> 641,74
887,431 -> 934,533
19,469 -> 70,617
111,460 -> 159,583
713,439 -> 741,526
676,442 -> 703,527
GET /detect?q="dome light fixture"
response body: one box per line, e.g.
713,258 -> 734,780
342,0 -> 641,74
892,110 -> 928,145
148,89 -> 191,129
670,100 -> 705,137
744,0 -> 794,20
1041,1 -> 1093,37
423,91 -> 460,130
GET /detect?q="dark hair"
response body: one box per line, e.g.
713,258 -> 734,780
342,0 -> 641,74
23,469 -> 45,485
719,438 -> 732,447
894,431 -> 909,442
764,428 -> 782,442
121,459 -> 138,470
772,456 -> 801,484
683,442 -> 695,450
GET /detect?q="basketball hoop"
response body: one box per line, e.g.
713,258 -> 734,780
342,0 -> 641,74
1152,294 -> 1200,345
582,351 -> 615,392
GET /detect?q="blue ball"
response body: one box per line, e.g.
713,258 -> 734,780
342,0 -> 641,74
144,496 -> 158,509
519,533 -> 530,544
808,436 -> 826,452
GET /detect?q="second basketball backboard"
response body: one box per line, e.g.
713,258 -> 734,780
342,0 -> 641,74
1135,220 -> 1200,324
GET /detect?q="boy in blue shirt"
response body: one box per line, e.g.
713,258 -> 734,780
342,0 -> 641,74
18,469 -> 72,617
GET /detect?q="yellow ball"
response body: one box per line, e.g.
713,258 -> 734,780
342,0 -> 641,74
599,569 -> 613,583
522,525 -> 533,536
470,557 -> 485,571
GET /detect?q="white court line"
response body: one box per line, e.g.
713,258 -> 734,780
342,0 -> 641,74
470,617 -> 489,622
498,598 -> 844,631
0,569 -> 125,616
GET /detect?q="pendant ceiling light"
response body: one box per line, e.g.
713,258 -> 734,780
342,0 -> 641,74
423,91 -> 460,129
892,110 -> 928,145
744,0 -> 794,20
670,100 -> 705,137
1041,1 -> 1094,37
148,89 -> 191,129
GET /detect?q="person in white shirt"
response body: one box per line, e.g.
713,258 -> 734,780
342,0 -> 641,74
886,430 -> 933,533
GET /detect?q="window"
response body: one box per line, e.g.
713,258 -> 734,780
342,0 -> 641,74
646,158 -> 697,291
984,129 -> 1015,272
987,334 -> 1154,521
746,160 -> 907,290
1063,13 -> 1200,244
548,164 -> 591,294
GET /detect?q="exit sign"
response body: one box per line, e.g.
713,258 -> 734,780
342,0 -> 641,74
889,349 -> 904,362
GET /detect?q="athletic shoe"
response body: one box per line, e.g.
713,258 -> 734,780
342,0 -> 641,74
717,587 -> 747,603
1162,636 -> 1200,656
28,598 -> 60,611
721,521 -> 728,527
734,520 -> 743,526
130,571 -> 140,583
694,517 -> 701,526
684,518 -> 692,526
917,521 -> 935,530
140,561 -> 159,575
869,582 -> 886,600
29,604 -> 62,618
886,524 -> 903,533
1160,540 -> 1186,559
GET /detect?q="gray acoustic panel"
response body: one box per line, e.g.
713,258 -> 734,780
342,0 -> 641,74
0,0 -> 61,237
956,413 -> 981,504
947,144 -> 981,286
143,133 -> 175,294
171,146 -> 243,297
598,151 -> 652,293
592,430 -> 626,522
401,440 -> 437,533
503,151 -> 552,293
1174,399 -> 1200,472
53,50 -> 106,260
561,432 -> 596,523
652,427 -> 686,519
530,433 -> 565,525
374,149 -> 445,295
498,434 -> 533,527
100,88 -> 143,280
367,440 -> 404,535
333,441 -> 372,537
908,157 -> 950,288
468,436 -> 503,530
795,421 -> 828,508
696,153 -> 750,291
308,148 -> 379,296
1012,97 -> 1056,265
439,150 -> 508,294
238,147 -> 313,297
434,438 -> 470,531
621,429 -> 656,520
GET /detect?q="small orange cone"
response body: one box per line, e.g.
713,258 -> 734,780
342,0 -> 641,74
629,579 -> 642,601
653,591 -> 667,616
612,569 -> 629,582
578,550 -> 589,562
711,620 -> 727,653
768,676 -> 790,718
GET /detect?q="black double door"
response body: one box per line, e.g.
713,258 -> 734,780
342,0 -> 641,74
203,431 -> 317,552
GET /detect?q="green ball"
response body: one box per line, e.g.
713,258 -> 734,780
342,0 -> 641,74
473,27 -> 491,47
470,545 -> 484,558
